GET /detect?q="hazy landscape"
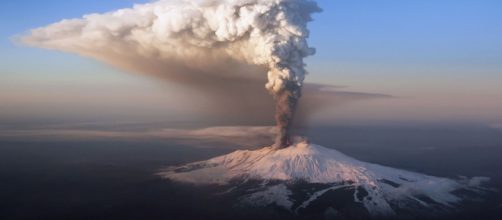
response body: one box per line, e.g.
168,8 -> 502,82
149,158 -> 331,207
1,122 -> 501,220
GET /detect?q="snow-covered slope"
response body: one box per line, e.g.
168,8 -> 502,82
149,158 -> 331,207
158,140 -> 488,216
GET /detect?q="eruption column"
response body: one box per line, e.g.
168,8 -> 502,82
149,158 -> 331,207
273,81 -> 301,148
20,0 -> 321,149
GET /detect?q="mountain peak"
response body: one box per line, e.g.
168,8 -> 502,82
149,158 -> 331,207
159,140 -> 489,216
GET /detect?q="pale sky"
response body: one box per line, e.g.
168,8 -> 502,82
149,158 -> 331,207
1,0 -> 501,126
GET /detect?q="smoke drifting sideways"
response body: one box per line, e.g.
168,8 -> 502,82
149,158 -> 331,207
18,0 -> 385,147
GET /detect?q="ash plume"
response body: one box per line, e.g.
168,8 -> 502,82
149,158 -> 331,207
19,0 -> 321,149
274,81 -> 301,148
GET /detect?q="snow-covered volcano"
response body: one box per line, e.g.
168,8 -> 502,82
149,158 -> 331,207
158,139 -> 488,216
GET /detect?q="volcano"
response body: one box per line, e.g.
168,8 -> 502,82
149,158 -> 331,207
158,138 -> 489,217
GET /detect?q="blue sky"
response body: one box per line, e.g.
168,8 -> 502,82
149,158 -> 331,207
315,0 -> 502,73
1,0 -> 501,125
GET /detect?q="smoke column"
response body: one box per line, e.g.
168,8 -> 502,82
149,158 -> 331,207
20,0 -> 321,149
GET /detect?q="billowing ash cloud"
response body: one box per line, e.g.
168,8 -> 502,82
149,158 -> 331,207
20,0 -> 321,149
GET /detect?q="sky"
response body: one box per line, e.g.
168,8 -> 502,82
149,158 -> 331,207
1,0 -> 501,127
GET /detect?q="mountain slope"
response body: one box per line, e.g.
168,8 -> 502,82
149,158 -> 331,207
158,140 -> 488,216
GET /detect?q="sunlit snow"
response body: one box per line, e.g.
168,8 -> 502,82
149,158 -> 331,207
159,139 -> 488,216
